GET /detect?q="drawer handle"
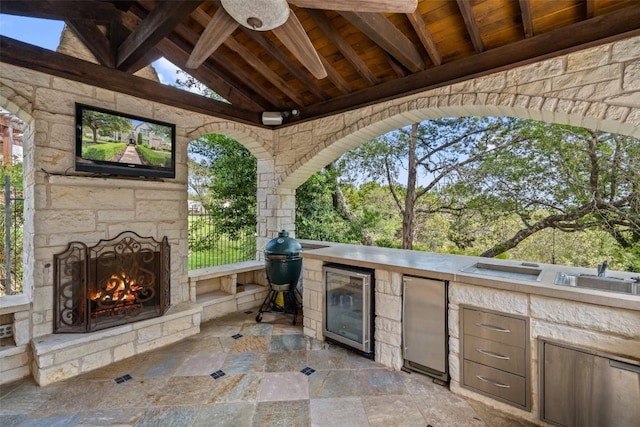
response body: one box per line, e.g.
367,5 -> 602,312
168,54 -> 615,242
475,348 -> 510,360
475,322 -> 511,333
475,375 -> 511,389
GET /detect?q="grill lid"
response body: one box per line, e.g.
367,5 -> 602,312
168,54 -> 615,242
264,230 -> 301,256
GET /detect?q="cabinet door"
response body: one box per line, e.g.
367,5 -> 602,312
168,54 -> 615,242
402,277 -> 447,374
542,341 -> 640,427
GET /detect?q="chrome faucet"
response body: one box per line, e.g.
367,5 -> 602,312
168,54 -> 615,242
597,260 -> 609,277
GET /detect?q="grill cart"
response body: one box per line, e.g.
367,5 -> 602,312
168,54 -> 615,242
256,230 -> 303,324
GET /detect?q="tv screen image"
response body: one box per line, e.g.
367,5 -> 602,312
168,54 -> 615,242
75,103 -> 176,178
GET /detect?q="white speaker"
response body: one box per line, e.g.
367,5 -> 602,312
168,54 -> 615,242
262,112 -> 283,126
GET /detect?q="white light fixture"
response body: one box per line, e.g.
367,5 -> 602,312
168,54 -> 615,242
262,112 -> 283,126
220,0 -> 290,31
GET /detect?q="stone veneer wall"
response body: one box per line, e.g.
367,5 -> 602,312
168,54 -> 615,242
0,61 -> 275,384
447,282 -> 640,425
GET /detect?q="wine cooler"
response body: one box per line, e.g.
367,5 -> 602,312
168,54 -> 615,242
323,264 -> 374,358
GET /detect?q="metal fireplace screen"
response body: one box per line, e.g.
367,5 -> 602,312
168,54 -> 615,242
54,231 -> 170,333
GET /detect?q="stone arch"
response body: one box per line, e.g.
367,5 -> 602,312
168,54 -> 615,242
186,121 -> 273,161
278,34 -> 640,190
0,83 -> 35,124
280,92 -> 640,189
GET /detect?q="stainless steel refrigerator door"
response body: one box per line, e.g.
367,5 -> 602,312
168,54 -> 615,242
323,266 -> 372,354
402,277 -> 447,376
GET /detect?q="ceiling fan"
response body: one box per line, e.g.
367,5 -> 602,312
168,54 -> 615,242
186,0 -> 418,79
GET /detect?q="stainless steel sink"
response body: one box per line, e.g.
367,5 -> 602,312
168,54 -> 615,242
461,262 -> 543,281
555,272 -> 639,295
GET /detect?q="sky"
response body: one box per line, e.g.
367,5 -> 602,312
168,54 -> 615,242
0,14 -> 187,90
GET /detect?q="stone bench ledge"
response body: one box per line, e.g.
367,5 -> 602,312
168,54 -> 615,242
188,260 -> 265,281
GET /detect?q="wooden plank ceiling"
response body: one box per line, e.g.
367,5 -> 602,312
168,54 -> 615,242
1,0 -> 639,128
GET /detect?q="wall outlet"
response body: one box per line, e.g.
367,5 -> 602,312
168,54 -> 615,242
0,323 -> 13,338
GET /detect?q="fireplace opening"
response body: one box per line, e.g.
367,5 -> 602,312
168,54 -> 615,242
54,231 -> 170,333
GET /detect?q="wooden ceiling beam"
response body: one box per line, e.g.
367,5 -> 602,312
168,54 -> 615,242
224,38 -> 306,107
171,22 -> 284,110
242,30 -> 331,102
298,7 -> 640,121
184,8 -> 296,111
0,0 -> 121,22
208,52 -> 292,111
66,21 -> 115,68
292,0 -> 418,13
320,56 -> 352,95
0,36 -> 262,126
385,52 -> 408,77
191,8 -> 308,106
585,0 -> 596,19
156,38 -> 268,112
518,0 -> 534,38
306,9 -> 379,86
406,10 -> 442,66
116,0 -> 202,71
340,11 -> 425,73
456,0 -> 485,52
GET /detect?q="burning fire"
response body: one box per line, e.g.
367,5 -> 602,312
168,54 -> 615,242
91,272 -> 143,304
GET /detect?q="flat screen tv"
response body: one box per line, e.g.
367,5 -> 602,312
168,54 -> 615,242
75,103 -> 176,178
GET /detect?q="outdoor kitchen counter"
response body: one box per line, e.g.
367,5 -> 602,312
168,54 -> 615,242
301,244 -> 640,311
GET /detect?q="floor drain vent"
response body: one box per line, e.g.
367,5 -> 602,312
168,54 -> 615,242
244,310 -> 253,314
210,370 -> 226,379
114,374 -> 132,384
231,333 -> 243,339
300,367 -> 316,376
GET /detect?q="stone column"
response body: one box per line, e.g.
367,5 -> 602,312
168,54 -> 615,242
256,158 -> 296,257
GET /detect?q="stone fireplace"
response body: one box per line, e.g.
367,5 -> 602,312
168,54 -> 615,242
53,231 -> 170,333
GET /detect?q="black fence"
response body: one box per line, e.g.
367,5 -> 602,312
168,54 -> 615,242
188,213 -> 256,270
1,174 -> 23,296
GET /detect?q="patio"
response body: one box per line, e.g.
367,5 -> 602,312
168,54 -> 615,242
1,3 -> 639,425
1,310 -> 534,427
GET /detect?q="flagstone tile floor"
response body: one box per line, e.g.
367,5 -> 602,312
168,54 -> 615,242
0,311 -> 537,426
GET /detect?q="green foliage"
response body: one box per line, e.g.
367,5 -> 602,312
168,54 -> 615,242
325,118 -> 639,270
82,110 -> 131,142
137,144 -> 171,167
81,142 -> 126,161
296,170 -> 353,242
189,134 -> 256,237
188,214 -> 255,269
0,163 -> 24,294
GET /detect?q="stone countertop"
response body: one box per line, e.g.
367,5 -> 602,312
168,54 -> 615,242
301,244 -> 640,312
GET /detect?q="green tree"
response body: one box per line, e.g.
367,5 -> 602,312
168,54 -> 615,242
0,162 -> 24,294
188,134 -> 256,236
468,124 -> 640,258
296,163 -> 383,245
82,111 -> 131,143
340,117 -> 521,249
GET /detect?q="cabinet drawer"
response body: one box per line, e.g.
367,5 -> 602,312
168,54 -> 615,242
462,308 -> 526,348
463,360 -> 527,408
463,335 -> 526,376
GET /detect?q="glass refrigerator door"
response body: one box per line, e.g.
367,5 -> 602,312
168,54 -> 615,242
325,270 -> 365,344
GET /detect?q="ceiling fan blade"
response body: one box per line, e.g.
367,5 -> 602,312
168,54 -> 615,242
291,0 -> 418,13
186,7 -> 239,69
272,11 -> 327,79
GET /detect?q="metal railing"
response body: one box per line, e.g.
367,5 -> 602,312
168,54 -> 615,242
1,174 -> 24,296
188,212 -> 256,270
